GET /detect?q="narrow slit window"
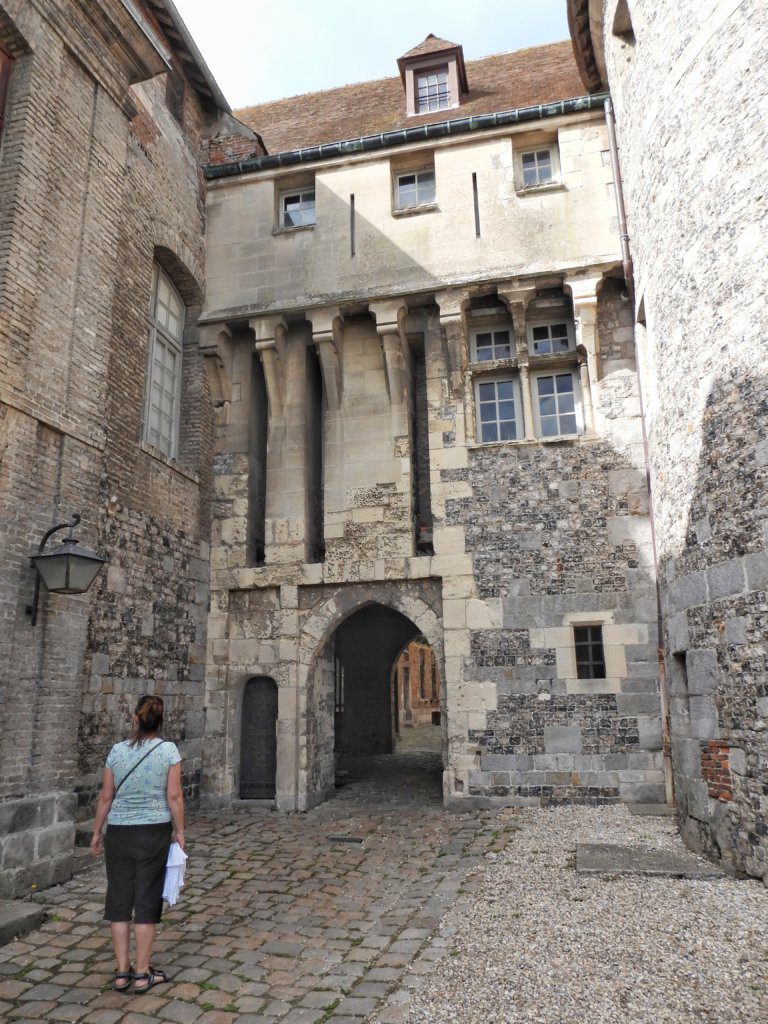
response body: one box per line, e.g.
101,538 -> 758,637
574,625 -> 606,679
472,171 -> 481,236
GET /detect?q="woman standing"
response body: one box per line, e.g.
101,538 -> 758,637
90,694 -> 185,994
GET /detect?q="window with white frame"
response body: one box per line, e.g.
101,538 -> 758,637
475,376 -> 522,443
471,326 -> 513,362
144,264 -> 184,457
528,320 -> 574,356
521,147 -> 555,187
395,168 -> 436,209
280,188 -> 316,227
533,370 -> 581,438
416,67 -> 450,113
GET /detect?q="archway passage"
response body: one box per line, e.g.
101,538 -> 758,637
333,604 -> 421,756
240,676 -> 277,799
328,603 -> 444,799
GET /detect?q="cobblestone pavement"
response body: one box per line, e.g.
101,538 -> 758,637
0,752 -> 509,1024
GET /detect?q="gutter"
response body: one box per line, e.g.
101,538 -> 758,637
204,93 -> 610,179
604,97 -> 674,806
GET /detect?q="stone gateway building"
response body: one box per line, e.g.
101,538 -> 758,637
0,0 -> 765,897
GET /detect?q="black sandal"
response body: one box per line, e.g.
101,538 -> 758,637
133,966 -> 169,993
113,965 -> 133,993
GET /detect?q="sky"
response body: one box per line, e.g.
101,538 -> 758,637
171,0 -> 570,110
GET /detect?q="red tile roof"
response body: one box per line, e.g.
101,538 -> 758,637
235,41 -> 585,155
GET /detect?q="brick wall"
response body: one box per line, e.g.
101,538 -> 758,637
0,0 -> 215,895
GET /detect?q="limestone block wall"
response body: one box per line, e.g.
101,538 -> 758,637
600,0 -> 768,881
0,0 -> 214,894
204,116 -> 618,320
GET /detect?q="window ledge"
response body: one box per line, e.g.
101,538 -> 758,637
515,181 -> 566,197
467,433 -> 595,451
469,358 -> 519,372
392,203 -> 439,218
141,441 -> 199,483
272,223 -> 315,236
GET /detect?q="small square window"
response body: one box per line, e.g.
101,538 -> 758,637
475,377 -> 521,444
472,328 -> 512,362
533,371 -> 581,438
395,169 -> 435,209
281,188 -> 316,228
521,148 -> 555,187
574,625 -> 606,679
529,321 -> 573,356
416,68 -> 450,113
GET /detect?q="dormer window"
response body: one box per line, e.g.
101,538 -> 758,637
398,35 -> 468,117
416,67 -> 450,113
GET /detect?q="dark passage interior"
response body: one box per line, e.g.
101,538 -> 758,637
333,603 -> 434,757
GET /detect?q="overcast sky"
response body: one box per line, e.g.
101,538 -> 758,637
172,0 -> 570,109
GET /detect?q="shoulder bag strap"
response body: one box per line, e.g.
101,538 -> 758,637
114,740 -> 168,797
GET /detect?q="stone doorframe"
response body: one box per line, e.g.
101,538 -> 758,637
281,580 -> 445,812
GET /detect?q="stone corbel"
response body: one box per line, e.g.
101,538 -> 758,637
199,323 -> 233,405
250,316 -> 287,419
435,289 -> 470,397
565,274 -> 603,381
496,283 -> 537,358
308,308 -> 344,412
370,300 -> 410,405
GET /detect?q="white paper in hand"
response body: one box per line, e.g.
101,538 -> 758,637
162,841 -> 187,906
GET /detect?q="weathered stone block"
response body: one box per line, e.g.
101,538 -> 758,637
637,716 -> 663,750
707,559 -> 745,601
543,726 -> 582,754
686,649 -> 718,697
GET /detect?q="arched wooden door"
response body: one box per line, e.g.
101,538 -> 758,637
239,676 -> 278,799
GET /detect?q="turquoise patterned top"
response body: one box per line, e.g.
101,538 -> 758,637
106,739 -> 182,825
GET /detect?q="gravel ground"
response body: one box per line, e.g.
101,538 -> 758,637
373,805 -> 768,1024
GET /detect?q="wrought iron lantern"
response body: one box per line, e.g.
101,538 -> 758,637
28,513 -> 106,625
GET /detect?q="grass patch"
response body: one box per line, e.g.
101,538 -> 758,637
200,980 -> 220,991
318,998 -> 341,1022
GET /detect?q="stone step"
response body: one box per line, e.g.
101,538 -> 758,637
627,803 -> 677,816
0,899 -> 46,947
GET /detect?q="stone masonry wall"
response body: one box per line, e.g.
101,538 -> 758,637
600,0 -> 768,882
445,281 -> 662,805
